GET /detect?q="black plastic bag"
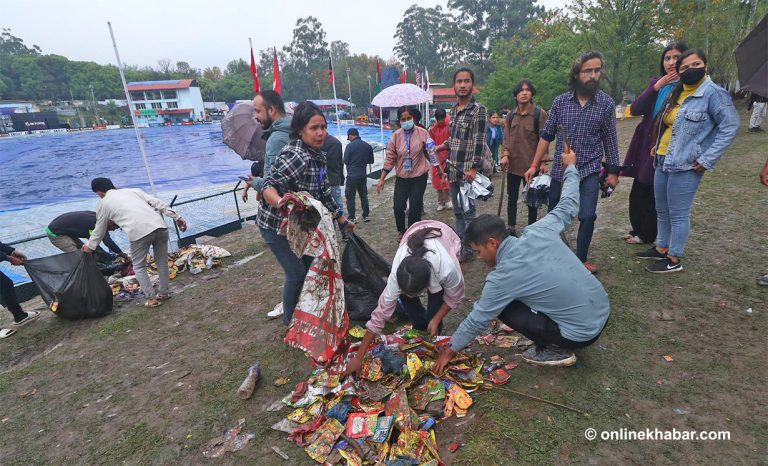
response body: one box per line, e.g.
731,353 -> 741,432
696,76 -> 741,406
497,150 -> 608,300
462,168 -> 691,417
24,251 -> 113,320
341,234 -> 391,321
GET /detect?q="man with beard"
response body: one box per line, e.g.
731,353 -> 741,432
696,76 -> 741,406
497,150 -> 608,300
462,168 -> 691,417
438,68 -> 487,263
251,90 -> 292,318
245,90 -> 292,207
525,51 -> 620,274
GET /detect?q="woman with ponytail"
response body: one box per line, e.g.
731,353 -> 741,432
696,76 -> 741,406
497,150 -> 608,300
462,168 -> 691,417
343,220 -> 465,376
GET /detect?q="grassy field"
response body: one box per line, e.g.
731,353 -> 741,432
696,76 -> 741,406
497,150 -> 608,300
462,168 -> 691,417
0,108 -> 766,465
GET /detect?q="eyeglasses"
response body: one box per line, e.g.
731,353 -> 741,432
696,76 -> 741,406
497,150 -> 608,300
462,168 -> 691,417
580,67 -> 602,76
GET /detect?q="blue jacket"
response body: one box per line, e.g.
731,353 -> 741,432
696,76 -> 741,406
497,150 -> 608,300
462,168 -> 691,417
655,77 -> 739,172
449,164 -> 611,351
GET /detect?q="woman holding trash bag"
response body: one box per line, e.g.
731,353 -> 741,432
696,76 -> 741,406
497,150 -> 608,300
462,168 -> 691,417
342,220 -> 465,377
637,49 -> 739,273
377,106 -> 431,241
621,42 -> 687,245
257,101 -> 356,324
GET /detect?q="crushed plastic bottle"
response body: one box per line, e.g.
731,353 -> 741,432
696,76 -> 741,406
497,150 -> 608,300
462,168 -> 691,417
238,362 -> 262,399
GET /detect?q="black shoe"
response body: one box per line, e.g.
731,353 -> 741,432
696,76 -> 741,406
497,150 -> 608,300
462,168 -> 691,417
522,345 -> 577,367
458,250 -> 475,263
363,217 -> 370,223
635,247 -> 667,260
507,227 -> 519,238
348,217 -> 357,223
645,257 -> 682,273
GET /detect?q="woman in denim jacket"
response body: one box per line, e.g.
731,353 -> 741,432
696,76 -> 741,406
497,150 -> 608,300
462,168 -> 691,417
636,49 -> 739,273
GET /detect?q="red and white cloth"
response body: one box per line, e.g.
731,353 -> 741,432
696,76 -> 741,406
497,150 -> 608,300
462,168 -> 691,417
280,192 -> 349,370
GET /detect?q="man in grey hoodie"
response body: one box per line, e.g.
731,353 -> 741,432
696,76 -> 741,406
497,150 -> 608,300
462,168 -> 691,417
245,90 -> 292,200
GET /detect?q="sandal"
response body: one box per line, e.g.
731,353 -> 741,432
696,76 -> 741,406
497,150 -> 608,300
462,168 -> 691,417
157,294 -> 172,302
0,328 -> 17,339
625,235 -> 643,244
144,299 -> 162,308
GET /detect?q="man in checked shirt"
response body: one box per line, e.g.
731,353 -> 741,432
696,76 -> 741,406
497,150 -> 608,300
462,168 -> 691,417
438,67 -> 488,263
525,51 -> 620,274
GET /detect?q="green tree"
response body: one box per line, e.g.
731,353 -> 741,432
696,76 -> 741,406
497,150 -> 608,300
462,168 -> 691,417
281,16 -> 330,100
446,0 -> 542,79
393,5 -> 455,81
0,28 -> 41,55
571,0 -> 662,100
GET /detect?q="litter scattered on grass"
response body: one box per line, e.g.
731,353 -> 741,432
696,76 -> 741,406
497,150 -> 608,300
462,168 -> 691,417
202,419 -> 254,458
269,323 -> 545,464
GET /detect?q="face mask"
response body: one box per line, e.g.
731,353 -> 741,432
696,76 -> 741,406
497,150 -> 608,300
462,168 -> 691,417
401,120 -> 414,131
680,67 -> 705,85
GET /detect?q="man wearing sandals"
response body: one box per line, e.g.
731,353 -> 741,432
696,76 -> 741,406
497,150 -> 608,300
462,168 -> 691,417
1,242 -> 40,338
83,178 -> 187,308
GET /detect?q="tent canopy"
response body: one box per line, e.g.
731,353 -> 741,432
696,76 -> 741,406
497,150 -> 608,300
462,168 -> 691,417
309,99 -> 353,109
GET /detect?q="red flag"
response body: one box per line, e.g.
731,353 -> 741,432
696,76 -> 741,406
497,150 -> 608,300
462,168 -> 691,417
249,47 -> 260,94
272,48 -> 281,95
400,66 -> 407,84
328,58 -> 334,85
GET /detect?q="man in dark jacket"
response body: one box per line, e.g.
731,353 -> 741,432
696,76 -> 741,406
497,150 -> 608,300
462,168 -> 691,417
1,242 -> 40,333
323,134 -> 347,237
47,211 -> 126,262
343,128 -> 374,222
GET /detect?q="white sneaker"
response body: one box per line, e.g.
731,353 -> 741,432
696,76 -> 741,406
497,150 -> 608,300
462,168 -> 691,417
436,204 -> 445,212
267,303 -> 284,319
445,201 -> 453,209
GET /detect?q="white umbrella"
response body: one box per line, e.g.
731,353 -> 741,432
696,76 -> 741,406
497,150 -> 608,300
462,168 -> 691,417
371,83 -> 431,108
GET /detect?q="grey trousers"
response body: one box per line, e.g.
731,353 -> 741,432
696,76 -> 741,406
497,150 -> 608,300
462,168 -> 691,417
48,234 -> 81,252
130,228 -> 170,299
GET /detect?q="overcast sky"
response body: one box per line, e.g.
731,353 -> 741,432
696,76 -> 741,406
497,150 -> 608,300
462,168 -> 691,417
3,0 -> 567,70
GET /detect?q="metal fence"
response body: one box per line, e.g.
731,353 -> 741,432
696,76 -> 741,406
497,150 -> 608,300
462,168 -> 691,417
2,181 -> 255,305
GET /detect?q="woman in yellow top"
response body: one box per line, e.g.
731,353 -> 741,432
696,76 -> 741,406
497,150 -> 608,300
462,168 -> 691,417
636,49 -> 739,273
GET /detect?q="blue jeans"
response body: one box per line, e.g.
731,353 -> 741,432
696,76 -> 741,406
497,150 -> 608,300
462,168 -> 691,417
549,173 -> 599,262
450,181 -> 475,254
330,186 -> 345,216
259,227 -> 314,325
654,166 -> 704,257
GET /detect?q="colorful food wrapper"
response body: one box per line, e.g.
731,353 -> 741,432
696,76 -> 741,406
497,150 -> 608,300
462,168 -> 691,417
494,335 -> 521,348
390,430 -> 425,461
407,353 -> 423,380
354,400 -> 385,414
454,406 -> 468,417
361,357 -> 384,382
345,412 -> 374,439
287,398 -> 323,424
488,368 -> 510,385
443,393 -> 455,418
386,387 -> 418,432
407,382 -> 433,411
338,448 -> 363,466
304,418 -> 344,463
447,383 -> 473,410
349,326 -> 366,339
371,415 -> 394,443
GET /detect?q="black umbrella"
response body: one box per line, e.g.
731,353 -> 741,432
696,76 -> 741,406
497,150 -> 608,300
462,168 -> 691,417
736,14 -> 768,97
221,103 -> 266,162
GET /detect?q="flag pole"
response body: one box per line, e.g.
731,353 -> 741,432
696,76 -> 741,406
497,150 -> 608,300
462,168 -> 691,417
379,106 -> 384,145
107,21 -> 156,195
330,53 -> 341,139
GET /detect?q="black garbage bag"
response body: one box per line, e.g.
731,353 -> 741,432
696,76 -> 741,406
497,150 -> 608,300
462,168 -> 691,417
341,234 -> 391,321
24,251 -> 113,320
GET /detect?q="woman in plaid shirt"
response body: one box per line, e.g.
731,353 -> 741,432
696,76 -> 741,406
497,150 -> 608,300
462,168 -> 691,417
257,101 -> 356,324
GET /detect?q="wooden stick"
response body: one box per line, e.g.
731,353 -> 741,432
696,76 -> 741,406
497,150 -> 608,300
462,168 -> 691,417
494,386 -> 590,416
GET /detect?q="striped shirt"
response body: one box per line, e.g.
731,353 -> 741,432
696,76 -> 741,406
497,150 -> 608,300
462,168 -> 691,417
446,101 -> 487,182
540,90 -> 620,181
256,139 -> 341,231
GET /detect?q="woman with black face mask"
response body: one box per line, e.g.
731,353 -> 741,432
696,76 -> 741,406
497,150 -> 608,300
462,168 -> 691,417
636,49 -> 739,273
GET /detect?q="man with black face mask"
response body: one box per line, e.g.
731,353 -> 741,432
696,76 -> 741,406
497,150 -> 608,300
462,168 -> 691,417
525,51 -> 620,274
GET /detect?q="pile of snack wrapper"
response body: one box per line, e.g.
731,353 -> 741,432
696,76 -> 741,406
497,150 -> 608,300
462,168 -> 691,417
272,322 -> 531,465
107,245 -> 231,298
